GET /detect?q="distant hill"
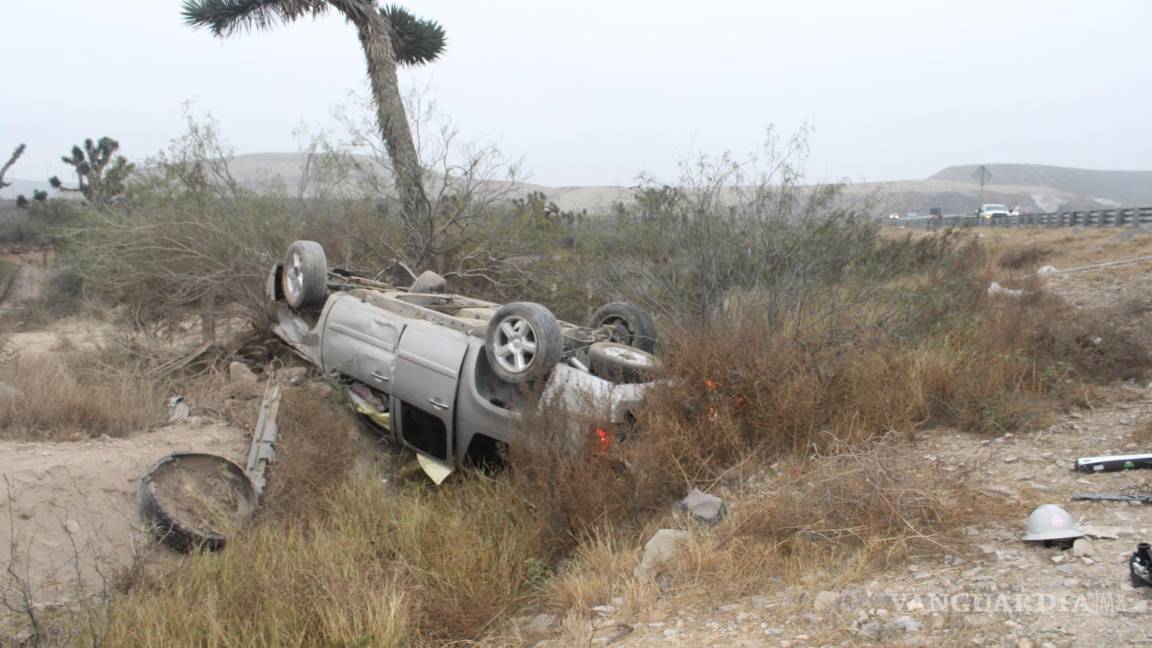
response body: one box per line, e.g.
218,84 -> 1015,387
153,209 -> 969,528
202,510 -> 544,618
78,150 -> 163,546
930,164 -> 1152,207
9,157 -> 1148,217
222,154 -> 1144,216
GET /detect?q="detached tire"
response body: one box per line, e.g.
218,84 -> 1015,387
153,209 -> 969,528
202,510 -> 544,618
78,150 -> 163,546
138,452 -> 257,553
587,302 -> 657,352
485,302 -> 563,384
588,342 -> 660,383
282,240 -> 328,309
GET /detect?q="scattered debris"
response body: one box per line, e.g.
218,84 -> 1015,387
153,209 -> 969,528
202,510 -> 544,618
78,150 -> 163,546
678,488 -> 727,525
141,382 -> 283,552
634,529 -> 688,579
138,452 -> 257,552
167,395 -> 191,422
1022,504 -> 1083,542
244,383 -> 282,497
988,281 -> 1026,297
1131,543 -> 1152,588
1073,493 -> 1152,504
1075,452 -> 1152,473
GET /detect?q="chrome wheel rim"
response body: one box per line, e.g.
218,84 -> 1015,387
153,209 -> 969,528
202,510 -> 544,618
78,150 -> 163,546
493,316 -> 538,374
284,252 -> 304,302
602,344 -> 652,367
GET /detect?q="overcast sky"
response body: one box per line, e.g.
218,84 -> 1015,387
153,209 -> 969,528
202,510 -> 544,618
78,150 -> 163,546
3,0 -> 1150,187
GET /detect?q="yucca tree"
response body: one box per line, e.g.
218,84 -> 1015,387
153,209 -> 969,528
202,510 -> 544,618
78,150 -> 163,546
182,0 -> 445,243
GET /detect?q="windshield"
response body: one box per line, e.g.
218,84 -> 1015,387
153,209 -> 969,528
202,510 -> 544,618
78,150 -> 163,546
984,205 -> 1008,211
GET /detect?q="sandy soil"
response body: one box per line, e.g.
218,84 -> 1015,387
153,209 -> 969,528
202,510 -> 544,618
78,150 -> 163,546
0,253 -> 252,638
0,423 -> 249,628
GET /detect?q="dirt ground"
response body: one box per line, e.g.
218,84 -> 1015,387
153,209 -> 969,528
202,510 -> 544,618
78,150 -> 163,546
0,267 -> 252,640
0,424 -> 249,622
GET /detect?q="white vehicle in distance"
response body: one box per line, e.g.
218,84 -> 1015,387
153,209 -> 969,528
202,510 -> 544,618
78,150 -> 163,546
978,204 -> 1011,219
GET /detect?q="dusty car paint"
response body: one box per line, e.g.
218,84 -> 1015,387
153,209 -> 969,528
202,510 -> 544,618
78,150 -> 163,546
268,266 -> 652,474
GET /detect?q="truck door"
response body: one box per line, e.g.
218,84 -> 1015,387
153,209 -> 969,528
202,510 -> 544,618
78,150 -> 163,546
390,320 -> 470,462
320,294 -> 404,392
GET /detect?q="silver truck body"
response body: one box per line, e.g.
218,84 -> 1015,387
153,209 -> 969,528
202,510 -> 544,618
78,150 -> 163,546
268,274 -> 650,470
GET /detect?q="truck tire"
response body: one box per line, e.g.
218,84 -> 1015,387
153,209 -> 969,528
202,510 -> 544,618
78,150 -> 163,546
138,452 -> 257,553
587,302 -> 657,352
588,342 -> 660,383
282,240 -> 328,309
485,302 -> 563,384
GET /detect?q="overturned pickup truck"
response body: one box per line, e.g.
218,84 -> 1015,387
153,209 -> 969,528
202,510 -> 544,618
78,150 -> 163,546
267,241 -> 660,479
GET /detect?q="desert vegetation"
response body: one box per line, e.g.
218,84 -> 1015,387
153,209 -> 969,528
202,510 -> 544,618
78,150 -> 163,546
0,7 -> 1148,642
0,103 -> 1145,646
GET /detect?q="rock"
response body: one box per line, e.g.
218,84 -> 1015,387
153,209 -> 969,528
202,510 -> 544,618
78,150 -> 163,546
887,616 -> 922,634
678,488 -> 727,524
1016,639 -> 1035,648
229,361 -> 258,384
167,396 -> 191,421
1072,538 -> 1094,558
1036,265 -> 1058,275
1050,555 -> 1065,564
522,613 -> 557,635
590,605 -> 615,616
280,366 -> 309,385
410,270 -> 448,293
1080,526 -> 1122,540
813,591 -> 839,613
988,282 -> 1025,297
634,529 -> 688,579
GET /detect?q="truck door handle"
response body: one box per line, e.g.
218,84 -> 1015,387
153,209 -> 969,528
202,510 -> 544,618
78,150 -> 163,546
428,397 -> 450,411
370,370 -> 391,383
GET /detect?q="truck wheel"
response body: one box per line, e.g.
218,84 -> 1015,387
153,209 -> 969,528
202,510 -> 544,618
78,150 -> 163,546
282,241 -> 328,309
587,302 -> 657,352
485,302 -> 563,384
588,342 -> 660,383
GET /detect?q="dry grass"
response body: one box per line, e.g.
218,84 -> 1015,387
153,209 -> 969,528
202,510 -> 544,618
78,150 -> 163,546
70,229 -> 1152,647
96,476 -> 549,648
523,444 -> 1022,647
93,388 -> 549,647
0,348 -> 164,440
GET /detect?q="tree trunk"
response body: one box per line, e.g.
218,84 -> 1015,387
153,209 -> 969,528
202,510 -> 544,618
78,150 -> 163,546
334,0 -> 431,266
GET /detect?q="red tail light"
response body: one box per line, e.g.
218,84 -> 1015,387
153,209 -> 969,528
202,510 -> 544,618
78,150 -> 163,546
594,426 -> 612,450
